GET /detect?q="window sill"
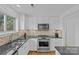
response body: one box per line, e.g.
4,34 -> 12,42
0,31 -> 16,36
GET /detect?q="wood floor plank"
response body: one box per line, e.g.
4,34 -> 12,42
28,51 -> 56,55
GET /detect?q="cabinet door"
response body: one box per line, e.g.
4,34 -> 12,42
54,38 -> 63,46
50,38 -> 55,50
50,38 -> 63,47
18,40 -> 31,55
30,38 -> 37,50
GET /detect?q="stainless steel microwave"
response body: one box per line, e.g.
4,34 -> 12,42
38,24 -> 49,30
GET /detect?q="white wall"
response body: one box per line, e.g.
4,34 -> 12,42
63,10 -> 79,46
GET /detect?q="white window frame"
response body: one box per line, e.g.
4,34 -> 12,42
4,15 -> 7,31
0,14 -> 16,32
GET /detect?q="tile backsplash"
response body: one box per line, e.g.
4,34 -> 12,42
0,31 -> 25,46
26,29 -> 62,37
0,35 -> 10,46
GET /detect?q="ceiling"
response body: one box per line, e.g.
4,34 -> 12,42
7,4 -> 76,17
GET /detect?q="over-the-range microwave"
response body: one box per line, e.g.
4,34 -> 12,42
38,24 -> 49,30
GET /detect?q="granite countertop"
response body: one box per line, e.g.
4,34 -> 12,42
0,36 -> 28,55
26,35 -> 62,39
55,46 -> 79,55
0,35 -> 62,55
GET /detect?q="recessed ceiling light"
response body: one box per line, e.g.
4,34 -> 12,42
16,4 -> 21,7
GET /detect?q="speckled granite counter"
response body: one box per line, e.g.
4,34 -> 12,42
26,36 -> 62,39
55,46 -> 79,55
0,36 -> 28,55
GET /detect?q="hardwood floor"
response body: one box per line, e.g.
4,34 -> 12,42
28,51 -> 56,55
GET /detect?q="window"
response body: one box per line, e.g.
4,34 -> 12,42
0,15 -> 4,31
0,13 -> 15,32
6,16 -> 15,31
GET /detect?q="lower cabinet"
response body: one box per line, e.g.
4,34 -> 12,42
18,39 -> 32,55
29,38 -> 38,51
18,38 -> 37,55
18,38 -> 63,55
50,38 -> 63,50
50,38 -> 63,46
55,38 -> 63,46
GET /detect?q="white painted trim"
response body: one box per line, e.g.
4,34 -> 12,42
15,17 -> 19,32
4,15 -> 7,31
0,31 -> 15,36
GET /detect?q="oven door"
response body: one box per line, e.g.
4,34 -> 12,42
37,39 -> 50,50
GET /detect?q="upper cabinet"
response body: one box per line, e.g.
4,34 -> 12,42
25,16 -> 62,30
49,17 -> 62,30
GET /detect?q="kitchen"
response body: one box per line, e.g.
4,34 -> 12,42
0,4 -> 79,55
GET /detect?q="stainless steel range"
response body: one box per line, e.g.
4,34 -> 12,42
37,35 -> 50,51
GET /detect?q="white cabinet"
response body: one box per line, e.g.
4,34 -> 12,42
50,38 -> 63,50
18,39 -> 32,55
30,38 -> 38,50
18,38 -> 63,55
50,38 -> 55,47
18,38 -> 37,55
50,38 -> 55,50
54,38 -> 63,46
50,38 -> 63,47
